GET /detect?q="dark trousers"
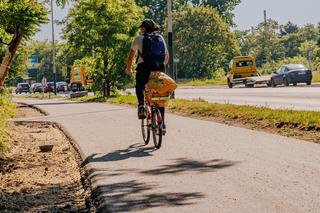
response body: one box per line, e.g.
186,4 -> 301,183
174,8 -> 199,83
135,62 -> 165,123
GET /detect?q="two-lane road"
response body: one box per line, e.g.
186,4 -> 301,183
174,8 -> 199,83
175,86 -> 320,111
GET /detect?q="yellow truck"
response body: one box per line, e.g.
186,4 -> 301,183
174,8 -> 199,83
70,66 -> 93,92
227,56 -> 271,88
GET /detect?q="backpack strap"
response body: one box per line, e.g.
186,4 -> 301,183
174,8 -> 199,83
136,50 -> 142,64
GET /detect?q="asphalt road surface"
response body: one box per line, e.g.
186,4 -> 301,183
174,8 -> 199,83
14,98 -> 320,213
175,86 -> 320,111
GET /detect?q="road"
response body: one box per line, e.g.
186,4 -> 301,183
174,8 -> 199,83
175,86 -> 320,111
14,98 -> 320,213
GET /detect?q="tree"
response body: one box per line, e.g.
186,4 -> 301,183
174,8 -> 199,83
0,0 -> 48,90
62,0 -> 143,96
280,21 -> 299,36
173,6 -> 239,79
136,0 -> 241,26
189,0 -> 241,25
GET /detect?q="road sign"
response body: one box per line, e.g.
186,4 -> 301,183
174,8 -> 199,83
42,77 -> 47,85
28,55 -> 40,69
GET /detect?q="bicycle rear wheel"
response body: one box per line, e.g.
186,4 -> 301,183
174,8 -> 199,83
152,108 -> 163,149
141,106 -> 150,144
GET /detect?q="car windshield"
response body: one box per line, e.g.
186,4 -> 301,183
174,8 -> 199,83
236,60 -> 253,67
20,84 -> 29,87
286,64 -> 306,70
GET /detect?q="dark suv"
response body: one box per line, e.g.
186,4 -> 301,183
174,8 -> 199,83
15,83 -> 30,94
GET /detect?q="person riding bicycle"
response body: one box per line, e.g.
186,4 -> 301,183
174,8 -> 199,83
125,19 -> 169,132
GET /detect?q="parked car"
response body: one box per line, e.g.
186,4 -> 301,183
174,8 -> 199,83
30,83 -> 44,93
56,81 -> 68,92
15,83 -> 30,94
270,64 -> 312,87
44,82 -> 54,93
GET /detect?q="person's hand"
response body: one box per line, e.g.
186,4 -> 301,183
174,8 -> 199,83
125,66 -> 132,75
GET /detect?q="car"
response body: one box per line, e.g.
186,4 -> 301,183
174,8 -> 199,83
56,81 -> 68,92
30,83 -> 44,93
270,64 -> 312,87
15,83 -> 30,94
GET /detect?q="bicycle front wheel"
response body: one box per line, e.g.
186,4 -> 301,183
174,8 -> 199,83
141,107 -> 151,144
152,108 -> 163,149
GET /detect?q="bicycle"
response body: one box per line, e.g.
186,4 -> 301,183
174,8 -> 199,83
141,96 -> 169,149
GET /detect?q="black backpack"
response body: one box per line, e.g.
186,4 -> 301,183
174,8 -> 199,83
141,32 -> 166,68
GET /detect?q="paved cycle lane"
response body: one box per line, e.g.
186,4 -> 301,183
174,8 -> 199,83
14,98 -> 320,213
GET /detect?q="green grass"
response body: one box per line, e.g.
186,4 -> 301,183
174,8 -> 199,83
177,78 -> 227,87
72,94 -> 138,106
168,99 -> 320,130
14,93 -> 62,99
0,92 -> 16,156
77,94 -> 320,130
76,94 -> 320,142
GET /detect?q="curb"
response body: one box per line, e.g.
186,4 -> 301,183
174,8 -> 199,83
14,101 -> 50,116
12,100 -> 98,212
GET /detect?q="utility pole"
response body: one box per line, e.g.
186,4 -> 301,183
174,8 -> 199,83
167,0 -> 175,97
308,45 -> 313,70
50,0 -> 57,95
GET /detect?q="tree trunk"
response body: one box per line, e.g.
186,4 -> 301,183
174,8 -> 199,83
103,52 -> 111,97
0,32 -> 23,90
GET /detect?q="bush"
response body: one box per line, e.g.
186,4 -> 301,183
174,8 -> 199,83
260,56 -> 309,74
0,91 -> 16,156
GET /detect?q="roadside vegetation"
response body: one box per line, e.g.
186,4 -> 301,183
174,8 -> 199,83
74,94 -> 320,143
14,93 -> 62,100
0,92 -> 16,155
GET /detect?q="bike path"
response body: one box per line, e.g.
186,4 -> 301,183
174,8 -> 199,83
14,98 -> 320,213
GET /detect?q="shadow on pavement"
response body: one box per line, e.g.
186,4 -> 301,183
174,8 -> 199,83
0,181 -> 89,212
140,158 -> 237,175
81,143 -> 155,168
94,180 -> 204,212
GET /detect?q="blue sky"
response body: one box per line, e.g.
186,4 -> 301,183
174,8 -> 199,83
34,0 -> 320,41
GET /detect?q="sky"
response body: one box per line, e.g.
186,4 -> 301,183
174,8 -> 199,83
34,0 -> 320,41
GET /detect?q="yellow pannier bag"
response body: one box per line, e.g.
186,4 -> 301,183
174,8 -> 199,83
145,71 -> 177,107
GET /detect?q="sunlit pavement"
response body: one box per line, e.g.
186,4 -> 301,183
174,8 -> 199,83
13,98 -> 320,213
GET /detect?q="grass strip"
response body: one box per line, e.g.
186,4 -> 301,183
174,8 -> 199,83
75,94 -> 320,143
177,78 -> 226,87
14,93 -> 62,99
0,92 -> 16,155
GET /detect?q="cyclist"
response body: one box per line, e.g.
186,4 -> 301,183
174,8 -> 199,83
125,19 -> 169,133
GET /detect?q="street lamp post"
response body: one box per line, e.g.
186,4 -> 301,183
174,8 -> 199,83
167,0 -> 175,98
50,0 -> 57,95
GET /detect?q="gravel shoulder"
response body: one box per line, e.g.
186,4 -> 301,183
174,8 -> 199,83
0,105 -> 94,212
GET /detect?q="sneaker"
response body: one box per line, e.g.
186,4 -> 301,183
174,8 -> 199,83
162,124 -> 166,135
138,105 -> 146,119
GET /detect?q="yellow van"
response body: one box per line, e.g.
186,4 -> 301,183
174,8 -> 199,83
227,56 -> 260,88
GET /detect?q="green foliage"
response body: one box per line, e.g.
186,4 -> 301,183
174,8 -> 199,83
0,91 -> 16,155
173,6 -> 239,79
0,0 -> 48,40
62,0 -> 143,94
1,42 -> 30,86
280,21 -> 299,36
169,99 -> 320,133
136,0 -> 241,26
260,56 -> 309,75
237,21 -> 320,70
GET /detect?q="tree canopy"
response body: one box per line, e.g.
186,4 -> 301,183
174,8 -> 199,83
0,0 -> 48,89
62,0 -> 143,96
136,0 -> 241,26
173,6 -> 239,78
